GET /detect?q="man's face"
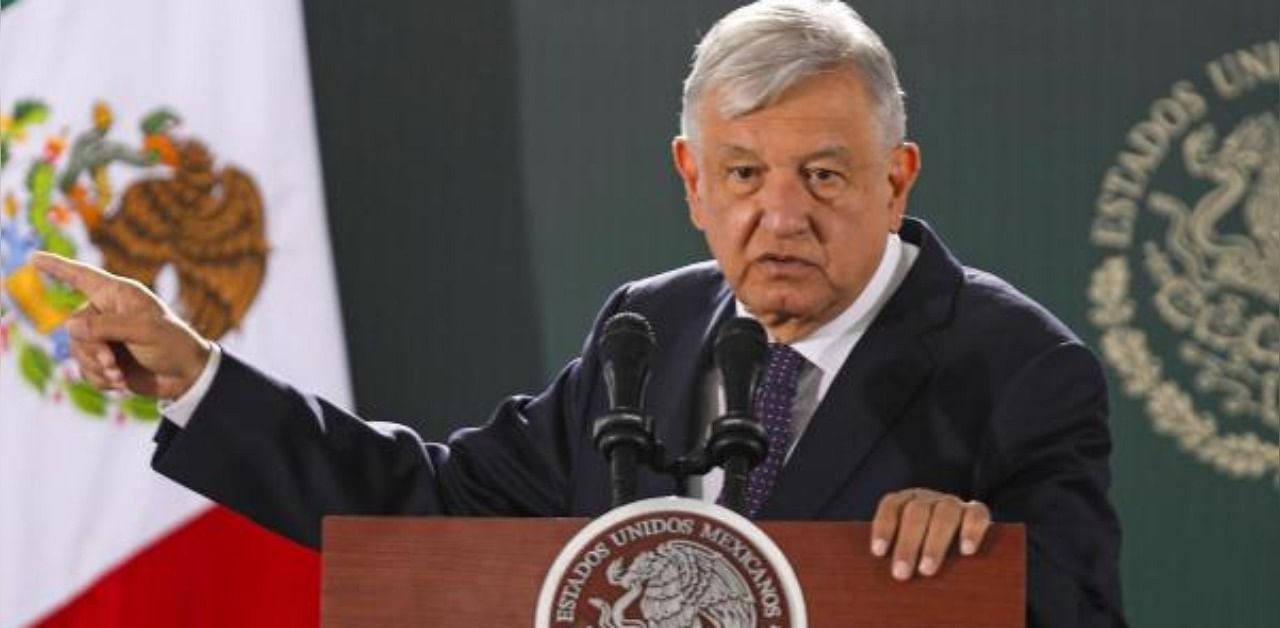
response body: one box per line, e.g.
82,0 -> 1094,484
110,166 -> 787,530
674,70 -> 920,342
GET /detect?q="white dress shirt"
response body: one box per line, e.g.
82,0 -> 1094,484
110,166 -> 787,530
160,343 -> 223,428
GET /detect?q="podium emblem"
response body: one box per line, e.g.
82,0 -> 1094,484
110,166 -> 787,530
536,497 -> 807,628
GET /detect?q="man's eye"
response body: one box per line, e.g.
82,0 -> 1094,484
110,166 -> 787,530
804,168 -> 847,197
806,168 -> 842,183
728,166 -> 758,181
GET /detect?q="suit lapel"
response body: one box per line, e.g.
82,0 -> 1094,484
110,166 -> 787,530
761,320 -> 934,517
759,218 -> 963,518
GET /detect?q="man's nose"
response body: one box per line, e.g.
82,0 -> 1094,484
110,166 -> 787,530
756,173 -> 812,237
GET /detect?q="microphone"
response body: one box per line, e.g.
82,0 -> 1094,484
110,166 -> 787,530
716,317 -> 767,419
600,312 -> 655,412
592,312 -> 657,508
706,317 -> 768,514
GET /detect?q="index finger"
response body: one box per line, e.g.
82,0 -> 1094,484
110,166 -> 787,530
31,252 -> 113,300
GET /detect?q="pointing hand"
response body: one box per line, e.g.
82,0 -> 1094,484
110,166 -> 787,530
32,252 -> 212,399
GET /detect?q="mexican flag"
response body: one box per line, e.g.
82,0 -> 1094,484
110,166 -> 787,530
0,0 -> 351,625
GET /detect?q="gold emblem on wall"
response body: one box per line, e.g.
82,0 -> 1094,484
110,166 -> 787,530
1088,40 -> 1279,483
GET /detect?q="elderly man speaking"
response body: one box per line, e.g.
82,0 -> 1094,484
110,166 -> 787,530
35,0 -> 1124,625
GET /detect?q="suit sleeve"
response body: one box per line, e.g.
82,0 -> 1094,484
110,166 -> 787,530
151,285 -> 630,549
977,342 -> 1127,627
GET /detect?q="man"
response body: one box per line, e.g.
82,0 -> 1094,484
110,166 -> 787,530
35,0 -> 1124,624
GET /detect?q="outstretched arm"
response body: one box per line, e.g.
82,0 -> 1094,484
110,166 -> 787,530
35,251 -> 618,548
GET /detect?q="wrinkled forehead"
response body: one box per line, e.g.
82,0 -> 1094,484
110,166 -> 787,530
690,70 -> 885,161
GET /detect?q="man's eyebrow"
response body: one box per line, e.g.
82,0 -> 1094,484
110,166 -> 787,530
799,146 -> 853,164
713,144 -> 759,159
711,144 -> 854,163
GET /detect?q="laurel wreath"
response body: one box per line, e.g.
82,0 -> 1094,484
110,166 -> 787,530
0,306 -> 160,422
1089,255 -> 1279,483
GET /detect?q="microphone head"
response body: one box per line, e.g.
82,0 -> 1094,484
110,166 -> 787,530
600,312 -> 656,411
601,312 -> 655,350
714,317 -> 767,417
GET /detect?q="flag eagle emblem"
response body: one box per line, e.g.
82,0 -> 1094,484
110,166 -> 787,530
0,100 -> 270,420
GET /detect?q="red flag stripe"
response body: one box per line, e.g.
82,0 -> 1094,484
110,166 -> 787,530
34,507 -> 319,628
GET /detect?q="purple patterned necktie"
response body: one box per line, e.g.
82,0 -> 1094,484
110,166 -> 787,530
739,343 -> 807,518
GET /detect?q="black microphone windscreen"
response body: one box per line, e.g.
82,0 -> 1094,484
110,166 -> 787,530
715,317 -> 767,417
600,312 -> 656,411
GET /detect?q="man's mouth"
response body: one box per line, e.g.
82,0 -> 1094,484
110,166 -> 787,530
753,254 -> 817,275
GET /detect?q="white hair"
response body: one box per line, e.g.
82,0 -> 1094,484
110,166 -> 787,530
680,0 -> 906,148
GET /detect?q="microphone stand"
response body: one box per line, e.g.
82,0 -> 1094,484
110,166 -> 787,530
592,313 -> 657,509
593,315 -> 770,516
702,317 -> 768,514
593,409 -> 654,509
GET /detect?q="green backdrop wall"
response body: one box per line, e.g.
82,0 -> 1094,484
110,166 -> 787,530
304,2 -> 1278,625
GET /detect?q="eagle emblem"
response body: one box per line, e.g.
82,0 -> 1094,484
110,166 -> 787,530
1144,112 -> 1278,423
538,498 -> 804,627
0,99 -> 270,420
62,105 -> 269,340
1087,44 -> 1279,484
588,540 -> 756,628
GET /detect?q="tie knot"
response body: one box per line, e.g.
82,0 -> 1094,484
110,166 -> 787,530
762,343 -> 806,386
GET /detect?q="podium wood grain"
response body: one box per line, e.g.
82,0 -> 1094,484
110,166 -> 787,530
322,517 -> 1024,627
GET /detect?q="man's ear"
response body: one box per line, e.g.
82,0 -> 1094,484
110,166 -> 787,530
886,142 -> 921,232
673,136 -> 706,230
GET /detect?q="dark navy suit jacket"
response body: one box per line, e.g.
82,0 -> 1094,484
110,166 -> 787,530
153,218 -> 1125,626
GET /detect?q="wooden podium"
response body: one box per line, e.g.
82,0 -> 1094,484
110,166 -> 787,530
322,516 -> 1024,627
